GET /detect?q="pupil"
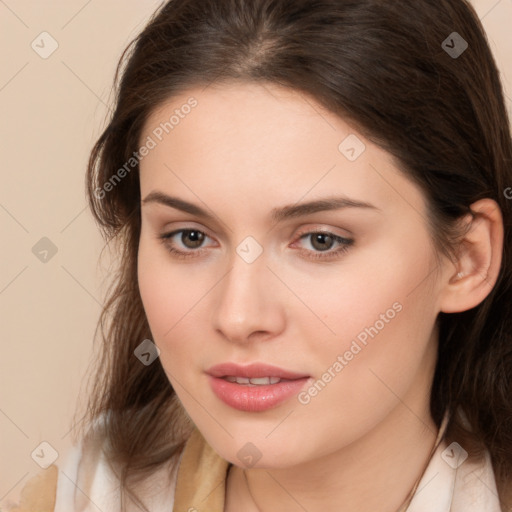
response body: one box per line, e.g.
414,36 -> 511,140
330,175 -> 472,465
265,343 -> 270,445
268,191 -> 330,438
312,233 -> 333,251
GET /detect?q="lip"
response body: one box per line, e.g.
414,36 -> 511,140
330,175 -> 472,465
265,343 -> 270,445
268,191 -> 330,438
206,362 -> 311,412
206,362 -> 309,380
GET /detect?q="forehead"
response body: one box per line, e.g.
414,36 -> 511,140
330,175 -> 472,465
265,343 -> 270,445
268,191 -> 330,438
142,81 -> 342,160
138,81 -> 426,221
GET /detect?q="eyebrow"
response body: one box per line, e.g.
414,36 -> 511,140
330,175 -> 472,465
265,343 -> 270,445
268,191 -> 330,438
141,191 -> 380,223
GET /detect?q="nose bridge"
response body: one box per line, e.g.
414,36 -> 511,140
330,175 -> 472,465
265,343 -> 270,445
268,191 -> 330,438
212,244 -> 284,342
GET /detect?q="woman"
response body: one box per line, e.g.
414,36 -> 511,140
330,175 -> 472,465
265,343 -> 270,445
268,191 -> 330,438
12,0 -> 512,510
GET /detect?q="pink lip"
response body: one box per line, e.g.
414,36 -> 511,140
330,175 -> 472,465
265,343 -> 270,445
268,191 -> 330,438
206,362 -> 309,380
206,362 -> 311,412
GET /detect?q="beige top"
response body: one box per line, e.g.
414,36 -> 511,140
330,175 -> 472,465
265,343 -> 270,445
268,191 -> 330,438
7,415 -> 504,512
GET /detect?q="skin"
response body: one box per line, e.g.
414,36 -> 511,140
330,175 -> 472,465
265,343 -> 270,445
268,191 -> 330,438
137,81 -> 503,511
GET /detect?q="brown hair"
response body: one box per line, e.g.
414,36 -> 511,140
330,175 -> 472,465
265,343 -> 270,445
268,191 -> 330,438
84,0 -> 512,508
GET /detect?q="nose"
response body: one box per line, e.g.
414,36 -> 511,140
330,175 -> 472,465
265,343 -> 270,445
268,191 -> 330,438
211,249 -> 286,345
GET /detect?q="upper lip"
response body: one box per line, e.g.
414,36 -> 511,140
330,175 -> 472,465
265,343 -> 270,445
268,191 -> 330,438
206,362 -> 309,380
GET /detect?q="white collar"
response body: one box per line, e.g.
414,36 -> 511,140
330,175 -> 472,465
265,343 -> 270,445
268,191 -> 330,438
407,436 -> 502,511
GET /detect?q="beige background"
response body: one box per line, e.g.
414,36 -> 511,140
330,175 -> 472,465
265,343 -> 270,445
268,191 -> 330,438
1,0 -> 511,505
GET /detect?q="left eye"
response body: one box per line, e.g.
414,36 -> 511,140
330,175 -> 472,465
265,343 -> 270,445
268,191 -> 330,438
293,231 -> 354,260
297,232 -> 348,252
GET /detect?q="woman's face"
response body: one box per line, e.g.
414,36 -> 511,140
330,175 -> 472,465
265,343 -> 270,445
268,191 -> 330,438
137,82 -> 445,468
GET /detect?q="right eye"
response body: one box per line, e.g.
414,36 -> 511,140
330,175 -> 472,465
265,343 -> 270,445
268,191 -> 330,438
158,229 -> 215,259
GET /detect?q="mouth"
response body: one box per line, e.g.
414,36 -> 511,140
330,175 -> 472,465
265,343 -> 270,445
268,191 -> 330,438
206,362 -> 311,412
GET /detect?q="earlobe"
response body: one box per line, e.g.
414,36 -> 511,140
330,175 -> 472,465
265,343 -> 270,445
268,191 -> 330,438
440,198 -> 504,314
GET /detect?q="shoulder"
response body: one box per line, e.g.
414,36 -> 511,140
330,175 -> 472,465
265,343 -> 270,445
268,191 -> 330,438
53,431 -> 183,511
5,465 -> 58,512
53,431 -> 121,510
5,432 -> 119,512
8,430 -> 183,512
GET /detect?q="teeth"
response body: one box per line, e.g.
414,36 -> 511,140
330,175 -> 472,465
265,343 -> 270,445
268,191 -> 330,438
224,376 -> 282,385
250,377 -> 281,385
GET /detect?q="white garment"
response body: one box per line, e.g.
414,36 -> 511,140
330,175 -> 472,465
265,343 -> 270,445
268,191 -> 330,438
54,434 -> 503,511
54,437 -> 183,511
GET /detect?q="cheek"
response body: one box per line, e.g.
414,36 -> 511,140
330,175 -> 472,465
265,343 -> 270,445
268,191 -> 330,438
137,237 -> 218,371
138,239 -> 189,341
294,234 -> 439,391
293,234 -> 436,352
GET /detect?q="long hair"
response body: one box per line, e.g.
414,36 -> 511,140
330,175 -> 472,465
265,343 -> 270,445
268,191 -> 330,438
84,0 -> 512,507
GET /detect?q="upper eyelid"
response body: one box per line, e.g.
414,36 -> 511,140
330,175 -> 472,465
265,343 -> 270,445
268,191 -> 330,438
160,220 -> 351,238
294,226 -> 351,239
161,223 -> 217,240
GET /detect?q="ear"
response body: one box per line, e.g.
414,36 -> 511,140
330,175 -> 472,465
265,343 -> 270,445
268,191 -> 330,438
439,198 -> 504,314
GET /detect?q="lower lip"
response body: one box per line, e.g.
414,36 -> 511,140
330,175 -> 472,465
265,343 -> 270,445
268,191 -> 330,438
208,375 -> 310,412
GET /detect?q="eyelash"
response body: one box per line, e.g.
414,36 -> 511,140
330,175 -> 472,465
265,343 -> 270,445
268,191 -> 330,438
158,229 -> 354,261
